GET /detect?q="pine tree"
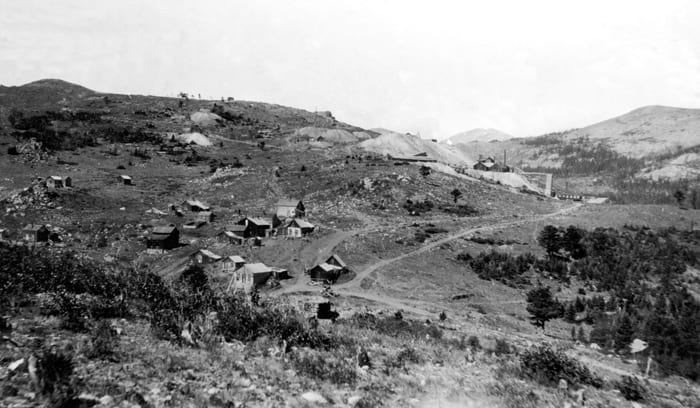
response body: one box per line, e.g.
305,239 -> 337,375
564,303 -> 576,322
537,225 -> 561,257
526,286 -> 562,331
563,225 -> 586,259
615,315 -> 635,353
577,326 -> 587,343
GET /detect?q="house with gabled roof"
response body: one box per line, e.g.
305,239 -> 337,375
237,217 -> 271,238
46,176 -> 72,189
308,254 -> 348,283
276,199 -> 305,218
22,224 -> 49,243
308,263 -> 344,283
284,218 -> 315,238
146,224 -> 179,253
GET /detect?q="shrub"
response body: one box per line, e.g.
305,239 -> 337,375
616,376 -> 647,401
348,312 -> 442,341
87,320 -> 118,360
290,350 -> 356,385
519,345 -> 602,388
467,335 -> 481,350
38,348 -> 76,405
494,338 -> 512,356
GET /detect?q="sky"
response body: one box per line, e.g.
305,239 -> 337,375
2,0 -> 700,139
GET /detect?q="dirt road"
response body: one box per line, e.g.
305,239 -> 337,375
334,202 -> 582,292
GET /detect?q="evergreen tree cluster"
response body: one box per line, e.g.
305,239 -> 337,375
539,225 -> 700,380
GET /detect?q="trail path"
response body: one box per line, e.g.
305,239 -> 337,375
334,202 -> 582,291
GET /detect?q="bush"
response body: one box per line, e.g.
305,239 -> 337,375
87,320 -> 118,360
217,295 -> 342,350
494,338 -> 512,356
348,312 -> 442,341
616,376 -> 647,401
290,350 -> 356,385
519,345 -> 602,388
38,348 -> 77,405
467,335 -> 481,350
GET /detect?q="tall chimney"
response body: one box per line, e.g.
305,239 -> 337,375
503,150 -> 507,167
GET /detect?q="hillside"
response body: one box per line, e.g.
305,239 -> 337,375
444,128 -> 514,145
449,106 -> 700,201
2,80 -> 700,407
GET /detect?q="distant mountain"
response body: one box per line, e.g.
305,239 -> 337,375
444,128 -> 514,145
453,106 -> 700,182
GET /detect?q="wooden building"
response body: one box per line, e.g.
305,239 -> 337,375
146,225 -> 179,253
22,224 -> 49,243
275,199 -> 305,218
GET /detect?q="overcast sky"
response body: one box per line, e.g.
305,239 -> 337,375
2,0 -> 700,139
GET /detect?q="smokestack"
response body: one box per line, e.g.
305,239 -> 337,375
503,150 -> 507,167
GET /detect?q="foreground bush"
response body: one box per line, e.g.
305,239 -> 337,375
348,312 -> 442,341
217,295 -> 343,350
290,349 -> 357,385
616,376 -> 647,401
519,345 -> 602,388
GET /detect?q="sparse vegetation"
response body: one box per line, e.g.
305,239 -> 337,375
519,345 -> 603,388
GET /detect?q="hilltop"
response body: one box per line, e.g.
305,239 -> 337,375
444,128 -> 514,145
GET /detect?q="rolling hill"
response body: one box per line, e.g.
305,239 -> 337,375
451,106 -> 700,184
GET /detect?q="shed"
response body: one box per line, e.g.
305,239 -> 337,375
119,175 -> 133,185
0,228 -> 6,241
221,255 -> 246,273
22,224 -> 49,243
271,267 -> 289,280
243,263 -> 274,285
285,219 -> 315,238
276,199 -> 305,218
146,225 -> 179,252
192,249 -> 222,265
46,176 -> 71,189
